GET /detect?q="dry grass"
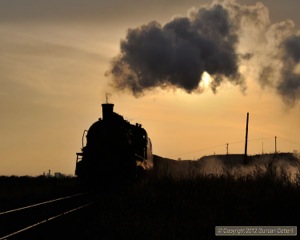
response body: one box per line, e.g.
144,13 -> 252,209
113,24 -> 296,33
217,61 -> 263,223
0,176 -> 84,211
1,165 -> 299,239
66,172 -> 300,240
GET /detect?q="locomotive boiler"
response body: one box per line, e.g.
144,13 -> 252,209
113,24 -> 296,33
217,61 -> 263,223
75,103 -> 153,184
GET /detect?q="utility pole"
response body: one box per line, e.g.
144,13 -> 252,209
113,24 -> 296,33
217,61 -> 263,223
244,112 -> 249,164
226,143 -> 229,155
275,136 -> 277,153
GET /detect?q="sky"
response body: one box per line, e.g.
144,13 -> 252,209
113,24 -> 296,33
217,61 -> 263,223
0,0 -> 299,176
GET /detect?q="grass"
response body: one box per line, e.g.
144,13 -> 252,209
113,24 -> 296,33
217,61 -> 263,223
0,176 -> 85,211
1,168 -> 299,239
56,172 -> 300,240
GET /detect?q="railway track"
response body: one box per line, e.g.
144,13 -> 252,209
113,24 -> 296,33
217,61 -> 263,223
0,192 -> 94,239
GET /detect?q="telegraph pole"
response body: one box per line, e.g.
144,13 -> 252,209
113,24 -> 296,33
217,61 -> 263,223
226,143 -> 229,155
244,112 -> 249,164
275,136 -> 277,153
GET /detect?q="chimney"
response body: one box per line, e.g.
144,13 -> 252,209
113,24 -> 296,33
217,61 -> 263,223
102,103 -> 114,121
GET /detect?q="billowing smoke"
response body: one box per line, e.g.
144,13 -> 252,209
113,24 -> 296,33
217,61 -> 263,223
257,20 -> 300,106
154,153 -> 300,184
277,35 -> 300,105
106,1 -> 300,106
106,2 -> 244,96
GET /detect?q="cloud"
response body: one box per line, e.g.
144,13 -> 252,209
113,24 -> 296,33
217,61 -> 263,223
0,0 -> 205,25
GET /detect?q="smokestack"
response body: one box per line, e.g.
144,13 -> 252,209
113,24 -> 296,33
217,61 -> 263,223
102,103 -> 114,121
244,112 -> 249,164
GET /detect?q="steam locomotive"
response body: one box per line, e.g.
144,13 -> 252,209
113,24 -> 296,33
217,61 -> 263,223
75,103 -> 153,185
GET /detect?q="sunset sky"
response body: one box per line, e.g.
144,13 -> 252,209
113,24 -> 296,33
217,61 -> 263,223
1,0 -> 299,176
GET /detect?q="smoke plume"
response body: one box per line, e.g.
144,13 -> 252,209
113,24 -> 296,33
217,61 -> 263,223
278,35 -> 300,105
154,153 -> 300,184
106,0 -> 300,105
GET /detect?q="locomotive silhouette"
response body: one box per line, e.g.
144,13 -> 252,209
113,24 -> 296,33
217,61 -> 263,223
75,103 -> 153,184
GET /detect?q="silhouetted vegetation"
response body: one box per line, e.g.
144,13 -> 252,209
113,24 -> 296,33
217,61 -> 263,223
0,176 -> 84,212
2,168 -> 299,239
37,171 -> 300,240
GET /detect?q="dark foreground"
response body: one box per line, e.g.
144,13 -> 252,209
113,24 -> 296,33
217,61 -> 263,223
1,173 -> 299,240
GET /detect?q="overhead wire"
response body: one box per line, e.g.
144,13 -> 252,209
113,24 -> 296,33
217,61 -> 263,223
172,136 -> 297,158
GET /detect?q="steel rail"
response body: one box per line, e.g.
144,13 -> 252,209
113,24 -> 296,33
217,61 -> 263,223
0,201 -> 93,240
0,192 -> 86,216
